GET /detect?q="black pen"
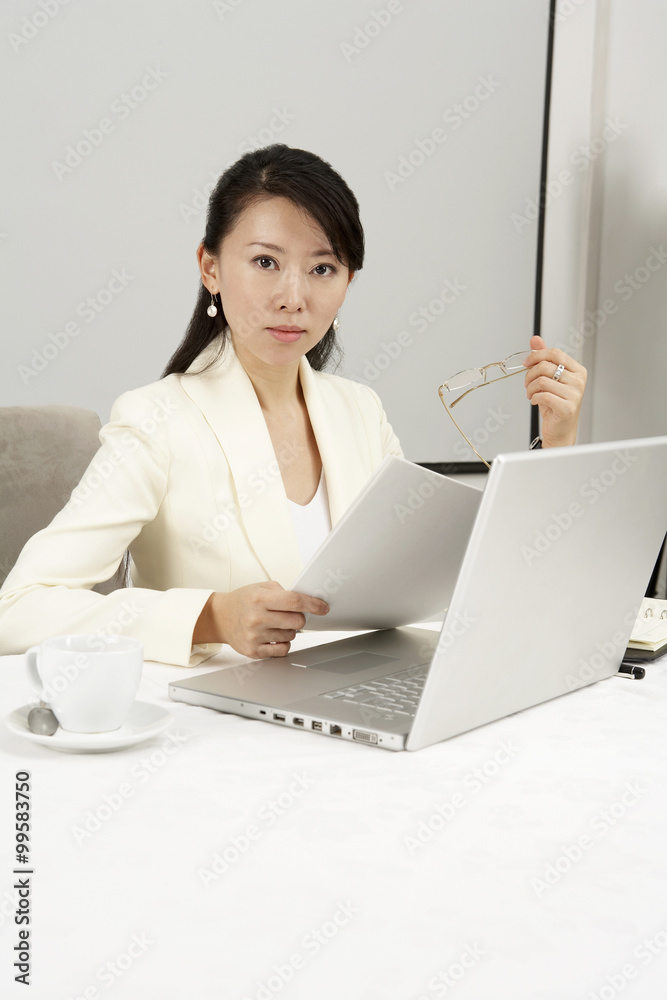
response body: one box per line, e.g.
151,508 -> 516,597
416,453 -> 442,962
617,662 -> 646,680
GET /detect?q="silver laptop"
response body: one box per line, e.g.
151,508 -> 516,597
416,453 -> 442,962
169,436 -> 667,751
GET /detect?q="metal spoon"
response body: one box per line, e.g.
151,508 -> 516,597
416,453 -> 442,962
27,701 -> 59,736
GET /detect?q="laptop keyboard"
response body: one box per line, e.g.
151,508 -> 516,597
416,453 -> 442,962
322,664 -> 429,721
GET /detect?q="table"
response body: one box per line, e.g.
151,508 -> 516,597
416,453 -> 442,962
2,625 -> 667,1000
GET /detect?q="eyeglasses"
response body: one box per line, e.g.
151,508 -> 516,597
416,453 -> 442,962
438,350 -> 538,468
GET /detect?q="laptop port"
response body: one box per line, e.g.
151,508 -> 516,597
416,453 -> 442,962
273,713 -> 286,722
353,729 -> 378,744
311,721 -> 323,731
329,724 -> 342,736
293,717 -> 304,726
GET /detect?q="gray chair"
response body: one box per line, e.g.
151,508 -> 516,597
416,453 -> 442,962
0,405 -> 129,594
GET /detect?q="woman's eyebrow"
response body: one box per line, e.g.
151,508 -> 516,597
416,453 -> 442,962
246,241 -> 335,258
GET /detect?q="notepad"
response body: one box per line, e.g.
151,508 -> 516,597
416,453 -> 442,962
626,598 -> 667,657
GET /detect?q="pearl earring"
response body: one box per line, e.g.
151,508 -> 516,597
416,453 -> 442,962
207,293 -> 218,318
332,314 -> 340,333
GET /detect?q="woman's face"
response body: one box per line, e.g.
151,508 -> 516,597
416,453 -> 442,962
200,195 -> 354,368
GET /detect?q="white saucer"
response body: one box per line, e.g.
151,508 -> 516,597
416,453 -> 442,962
6,701 -> 174,753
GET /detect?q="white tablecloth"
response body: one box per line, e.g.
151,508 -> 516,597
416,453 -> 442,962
2,625 -> 667,1000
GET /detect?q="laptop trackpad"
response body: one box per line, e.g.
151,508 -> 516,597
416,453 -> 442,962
293,650 -> 399,673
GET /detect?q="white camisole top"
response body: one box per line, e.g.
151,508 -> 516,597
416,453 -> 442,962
286,466 -> 332,565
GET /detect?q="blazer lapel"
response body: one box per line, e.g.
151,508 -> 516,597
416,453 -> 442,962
180,334 -> 370,587
179,337 -> 300,586
298,355 -> 371,528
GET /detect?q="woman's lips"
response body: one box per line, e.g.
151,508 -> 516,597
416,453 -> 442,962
267,327 -> 304,343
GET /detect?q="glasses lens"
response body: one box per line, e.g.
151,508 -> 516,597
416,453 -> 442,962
502,351 -> 533,373
443,368 -> 483,392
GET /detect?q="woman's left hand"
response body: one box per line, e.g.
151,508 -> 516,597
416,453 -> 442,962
523,335 -> 587,448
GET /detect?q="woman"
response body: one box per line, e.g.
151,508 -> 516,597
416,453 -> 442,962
0,145 -> 586,668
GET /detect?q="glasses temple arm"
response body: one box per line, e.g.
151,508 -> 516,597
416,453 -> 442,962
438,388 -> 491,469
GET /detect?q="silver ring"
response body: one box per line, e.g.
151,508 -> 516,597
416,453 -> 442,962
552,364 -> 565,381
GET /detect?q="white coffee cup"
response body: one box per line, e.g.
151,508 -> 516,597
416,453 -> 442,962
25,634 -> 143,734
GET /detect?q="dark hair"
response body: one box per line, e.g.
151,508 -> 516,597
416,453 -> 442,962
161,144 -> 365,379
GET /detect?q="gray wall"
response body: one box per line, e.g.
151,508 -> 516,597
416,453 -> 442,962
2,0 -> 552,463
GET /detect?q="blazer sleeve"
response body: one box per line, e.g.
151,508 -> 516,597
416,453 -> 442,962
363,384 -> 405,461
0,390 -> 221,668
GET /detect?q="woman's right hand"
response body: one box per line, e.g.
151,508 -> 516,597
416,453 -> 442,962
193,581 -> 330,659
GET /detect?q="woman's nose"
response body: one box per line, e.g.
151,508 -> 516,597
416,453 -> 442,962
273,268 -> 307,312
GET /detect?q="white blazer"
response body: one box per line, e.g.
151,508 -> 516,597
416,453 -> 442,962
0,336 -> 403,667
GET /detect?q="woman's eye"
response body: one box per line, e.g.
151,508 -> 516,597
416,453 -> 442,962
252,257 -> 337,275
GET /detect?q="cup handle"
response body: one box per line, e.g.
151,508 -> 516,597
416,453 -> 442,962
25,646 -> 46,701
